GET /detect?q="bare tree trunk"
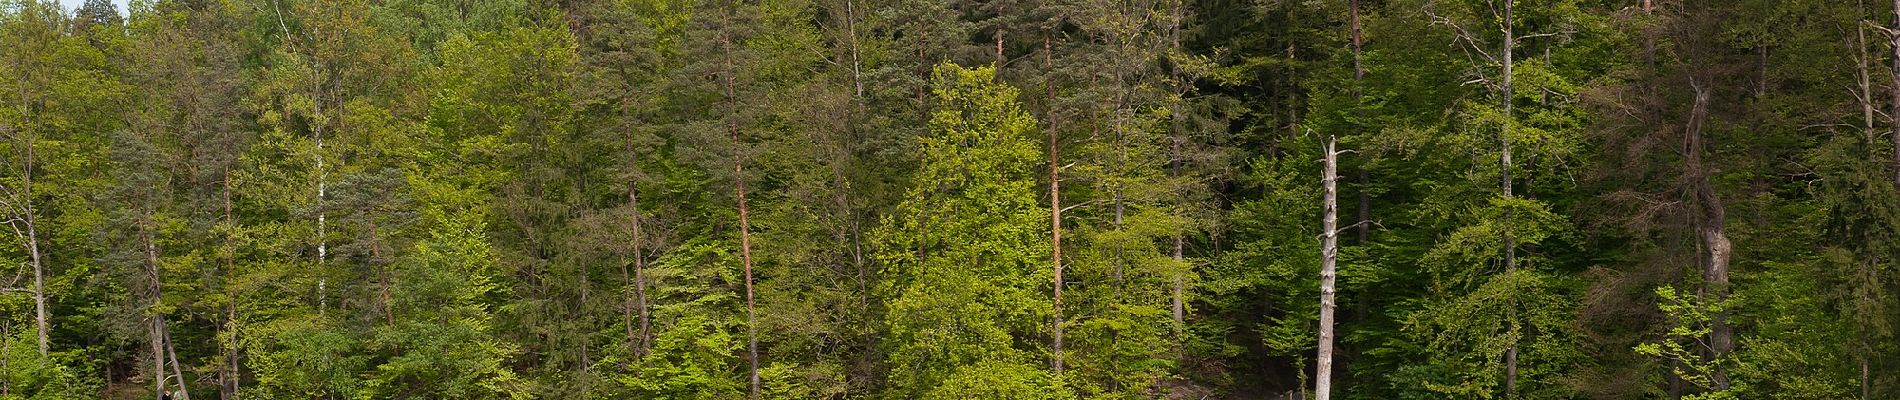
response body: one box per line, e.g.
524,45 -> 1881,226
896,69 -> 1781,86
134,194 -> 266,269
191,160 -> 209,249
1683,83 -> 1734,390
9,70 -> 49,358
1861,21 -> 1877,137
316,122 -> 327,316
1350,0 -> 1370,246
1048,62 -> 1066,378
163,315 -> 191,400
845,0 -> 863,98
151,315 -> 167,400
718,9 -> 762,397
144,207 -> 183,400
1890,0 -> 1900,186
1041,23 -> 1067,375
28,204 -> 46,357
1316,136 -> 1340,400
1167,0 -> 1189,344
1500,1 -> 1520,396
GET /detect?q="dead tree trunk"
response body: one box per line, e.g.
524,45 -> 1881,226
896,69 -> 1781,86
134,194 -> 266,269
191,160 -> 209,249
144,206 -> 188,400
1316,135 -> 1341,400
1684,82 -> 1734,390
718,9 -> 762,397
1890,0 -> 1900,186
1048,23 -> 1064,377
1350,0 -> 1370,246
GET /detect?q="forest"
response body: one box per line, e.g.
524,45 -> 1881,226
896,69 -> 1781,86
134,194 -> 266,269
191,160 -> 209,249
1,0 -> 1897,398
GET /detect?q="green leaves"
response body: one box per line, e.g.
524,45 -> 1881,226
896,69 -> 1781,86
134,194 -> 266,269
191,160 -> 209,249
1635,286 -> 1740,399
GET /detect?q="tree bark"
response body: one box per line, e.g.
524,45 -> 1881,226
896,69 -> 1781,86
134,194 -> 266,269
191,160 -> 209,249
1041,22 -> 1068,375
315,110 -> 327,316
163,315 -> 190,400
143,206 -> 187,400
718,9 -> 762,397
1500,1 -> 1520,396
1316,136 -> 1340,400
1684,82 -> 1734,390
1890,0 -> 1900,186
151,314 -> 167,400
1167,0 -> 1189,344
1350,0 -> 1370,246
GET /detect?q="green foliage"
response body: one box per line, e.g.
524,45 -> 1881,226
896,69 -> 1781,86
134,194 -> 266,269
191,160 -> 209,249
876,63 -> 1057,398
1634,286 -> 1740,399
2,0 -> 1897,398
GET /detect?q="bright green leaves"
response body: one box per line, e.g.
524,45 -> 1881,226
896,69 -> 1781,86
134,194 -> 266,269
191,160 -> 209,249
1634,286 -> 1740,400
877,63 -> 1058,398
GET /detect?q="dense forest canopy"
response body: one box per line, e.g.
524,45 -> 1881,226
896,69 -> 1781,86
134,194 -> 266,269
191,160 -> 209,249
1,0 -> 1896,398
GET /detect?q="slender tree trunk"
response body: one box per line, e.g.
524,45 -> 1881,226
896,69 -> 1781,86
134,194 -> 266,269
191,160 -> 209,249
1861,21 -> 1877,137
1890,0 -> 1900,186
1500,1 -> 1520,396
151,315 -> 167,400
719,9 -> 762,397
12,73 -> 48,358
1041,22 -> 1067,375
163,316 -> 190,400
996,28 -> 1005,69
1049,61 -> 1066,378
1350,0 -> 1369,245
28,206 -> 46,357
1167,0 -> 1188,344
143,207 -> 185,400
222,165 -> 240,400
845,0 -> 863,98
1684,82 -> 1734,390
316,132 -> 326,315
1316,136 -> 1340,400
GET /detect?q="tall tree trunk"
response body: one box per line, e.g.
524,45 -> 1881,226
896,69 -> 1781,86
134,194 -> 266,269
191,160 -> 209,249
719,9 -> 762,397
1861,21 -> 1877,137
1350,0 -> 1370,246
143,207 -> 187,400
222,165 -> 240,400
1042,23 -> 1067,375
28,199 -> 46,357
11,69 -> 49,358
1684,82 -> 1734,390
151,315 -> 167,400
1048,62 -> 1066,378
1890,0 -> 1900,186
1316,136 -> 1340,400
1500,1 -> 1520,397
163,316 -> 190,400
845,0 -> 863,98
1167,0 -> 1188,347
